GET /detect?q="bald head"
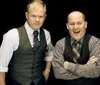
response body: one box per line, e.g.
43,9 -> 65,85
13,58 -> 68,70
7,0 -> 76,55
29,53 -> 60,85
66,11 -> 87,40
67,11 -> 86,22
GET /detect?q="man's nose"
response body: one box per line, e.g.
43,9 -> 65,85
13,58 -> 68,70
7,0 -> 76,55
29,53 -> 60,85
74,24 -> 78,29
36,17 -> 39,21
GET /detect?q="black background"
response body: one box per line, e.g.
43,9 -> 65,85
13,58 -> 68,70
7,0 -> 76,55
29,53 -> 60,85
1,0 -> 99,85
0,0 -> 99,45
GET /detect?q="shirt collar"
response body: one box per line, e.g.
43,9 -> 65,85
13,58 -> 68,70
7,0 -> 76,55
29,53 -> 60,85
71,36 -> 84,45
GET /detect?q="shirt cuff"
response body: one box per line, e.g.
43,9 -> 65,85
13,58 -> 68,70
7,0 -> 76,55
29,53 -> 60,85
0,66 -> 8,72
44,55 -> 53,61
44,51 -> 53,61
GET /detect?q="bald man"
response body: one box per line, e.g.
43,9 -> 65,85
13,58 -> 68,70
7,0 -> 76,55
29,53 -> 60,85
52,11 -> 100,85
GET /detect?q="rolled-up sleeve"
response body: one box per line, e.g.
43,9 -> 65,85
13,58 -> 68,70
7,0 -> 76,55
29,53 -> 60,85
0,29 -> 18,72
44,29 -> 54,61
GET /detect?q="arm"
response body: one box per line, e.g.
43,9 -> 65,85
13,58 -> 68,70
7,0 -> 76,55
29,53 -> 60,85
43,30 -> 54,81
63,56 -> 99,78
0,72 -> 6,85
43,43 -> 54,81
63,37 -> 100,78
52,38 -> 80,80
43,61 -> 52,81
0,29 -> 17,85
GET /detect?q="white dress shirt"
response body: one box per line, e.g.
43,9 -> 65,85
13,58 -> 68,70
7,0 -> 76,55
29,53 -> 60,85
0,22 -> 53,72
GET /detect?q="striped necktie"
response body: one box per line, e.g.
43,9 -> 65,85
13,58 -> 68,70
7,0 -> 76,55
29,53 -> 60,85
72,40 -> 81,63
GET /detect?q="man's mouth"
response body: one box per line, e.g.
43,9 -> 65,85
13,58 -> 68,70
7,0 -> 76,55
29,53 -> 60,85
34,23 -> 39,25
73,31 -> 80,34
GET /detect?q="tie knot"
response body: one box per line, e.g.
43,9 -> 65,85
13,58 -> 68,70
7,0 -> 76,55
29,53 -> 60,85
73,40 -> 81,46
33,30 -> 38,37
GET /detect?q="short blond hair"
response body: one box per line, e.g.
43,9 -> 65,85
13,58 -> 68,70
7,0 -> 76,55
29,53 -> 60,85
26,0 -> 46,12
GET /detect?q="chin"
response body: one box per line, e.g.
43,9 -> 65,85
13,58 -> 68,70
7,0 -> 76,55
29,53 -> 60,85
33,27 -> 40,30
73,37 -> 80,41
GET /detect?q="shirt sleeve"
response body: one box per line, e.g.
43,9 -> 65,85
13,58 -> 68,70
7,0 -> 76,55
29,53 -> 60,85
0,29 -> 18,72
67,36 -> 100,78
44,29 -> 54,61
52,38 -> 80,80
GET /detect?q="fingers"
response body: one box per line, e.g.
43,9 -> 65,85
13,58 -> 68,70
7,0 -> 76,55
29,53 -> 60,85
90,56 -> 96,60
91,57 -> 97,64
87,56 -> 97,65
63,61 -> 69,69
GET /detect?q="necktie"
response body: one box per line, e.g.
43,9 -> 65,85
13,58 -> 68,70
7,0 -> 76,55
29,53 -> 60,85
72,40 -> 81,63
33,30 -> 40,51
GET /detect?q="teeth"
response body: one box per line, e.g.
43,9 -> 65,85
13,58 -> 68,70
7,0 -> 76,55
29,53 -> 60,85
74,31 -> 80,34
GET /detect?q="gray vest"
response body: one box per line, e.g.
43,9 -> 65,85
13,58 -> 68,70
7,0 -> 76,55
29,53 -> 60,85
9,26 -> 47,85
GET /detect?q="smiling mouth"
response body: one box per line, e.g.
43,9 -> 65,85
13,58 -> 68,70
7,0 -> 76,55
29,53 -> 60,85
73,31 -> 80,34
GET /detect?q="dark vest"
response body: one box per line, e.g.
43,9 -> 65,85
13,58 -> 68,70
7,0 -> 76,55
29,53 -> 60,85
63,34 -> 99,85
9,26 -> 47,85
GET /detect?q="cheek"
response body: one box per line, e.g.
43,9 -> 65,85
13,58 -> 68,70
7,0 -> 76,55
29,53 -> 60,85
82,28 -> 86,33
39,19 -> 45,24
69,29 -> 73,33
41,18 -> 45,22
69,30 -> 74,36
80,28 -> 86,38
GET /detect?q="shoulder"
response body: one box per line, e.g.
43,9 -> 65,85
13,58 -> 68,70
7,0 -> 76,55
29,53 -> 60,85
43,28 -> 50,36
3,28 -> 18,39
54,37 -> 66,51
89,35 -> 100,46
90,35 -> 100,43
5,28 -> 18,34
56,37 -> 66,46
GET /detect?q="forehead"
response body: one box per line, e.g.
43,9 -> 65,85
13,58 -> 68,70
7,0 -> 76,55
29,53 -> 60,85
68,12 -> 84,22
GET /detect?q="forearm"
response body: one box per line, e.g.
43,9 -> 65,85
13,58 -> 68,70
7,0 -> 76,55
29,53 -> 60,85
52,61 -> 80,80
0,72 -> 6,85
44,61 -> 51,73
66,62 -> 100,78
65,48 -> 100,78
52,40 -> 80,80
43,61 -> 52,81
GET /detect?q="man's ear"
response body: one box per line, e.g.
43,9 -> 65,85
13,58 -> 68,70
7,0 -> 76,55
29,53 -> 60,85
25,12 -> 28,20
85,21 -> 88,28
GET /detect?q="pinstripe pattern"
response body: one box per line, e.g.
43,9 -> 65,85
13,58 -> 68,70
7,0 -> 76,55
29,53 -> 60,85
52,35 -> 100,80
